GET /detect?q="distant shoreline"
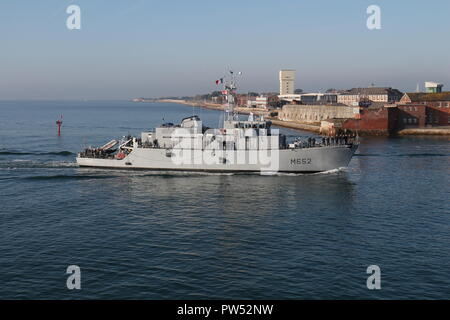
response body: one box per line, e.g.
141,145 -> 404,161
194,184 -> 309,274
154,99 -> 321,134
137,99 -> 450,136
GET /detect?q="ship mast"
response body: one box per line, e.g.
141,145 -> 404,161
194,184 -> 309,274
220,70 -> 241,123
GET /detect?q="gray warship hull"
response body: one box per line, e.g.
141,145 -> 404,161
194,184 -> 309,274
76,144 -> 358,173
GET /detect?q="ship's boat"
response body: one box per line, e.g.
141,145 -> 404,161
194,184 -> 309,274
100,139 -> 118,151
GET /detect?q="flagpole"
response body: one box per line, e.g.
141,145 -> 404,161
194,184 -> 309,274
216,70 -> 242,126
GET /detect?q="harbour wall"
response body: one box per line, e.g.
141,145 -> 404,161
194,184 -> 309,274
278,104 -> 359,123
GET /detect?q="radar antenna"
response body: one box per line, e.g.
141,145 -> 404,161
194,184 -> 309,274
216,70 -> 242,124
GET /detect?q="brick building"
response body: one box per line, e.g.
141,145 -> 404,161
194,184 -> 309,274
400,92 -> 450,126
395,104 -> 427,129
341,106 -> 398,134
236,94 -> 251,107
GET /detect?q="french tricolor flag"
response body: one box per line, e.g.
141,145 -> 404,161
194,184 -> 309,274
215,78 -> 223,85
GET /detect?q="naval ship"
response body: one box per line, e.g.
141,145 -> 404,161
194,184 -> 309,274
76,74 -> 358,173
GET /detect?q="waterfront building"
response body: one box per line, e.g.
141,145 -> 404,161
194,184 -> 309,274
255,96 -> 268,109
337,87 -> 403,106
396,104 -> 428,128
425,82 -> 443,93
278,92 -> 340,104
400,90 -> 450,126
236,95 -> 248,107
299,93 -> 338,105
278,94 -> 302,102
340,106 -> 398,134
246,97 -> 258,108
279,70 -> 296,95
211,96 -> 225,104
244,95 -> 278,109
236,93 -> 256,108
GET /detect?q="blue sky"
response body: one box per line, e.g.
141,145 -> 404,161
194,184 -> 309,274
1,0 -> 449,99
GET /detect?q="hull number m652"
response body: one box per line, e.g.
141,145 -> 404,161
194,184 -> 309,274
291,158 -> 312,165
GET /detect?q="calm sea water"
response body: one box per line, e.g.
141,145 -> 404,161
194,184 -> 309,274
0,100 -> 449,299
